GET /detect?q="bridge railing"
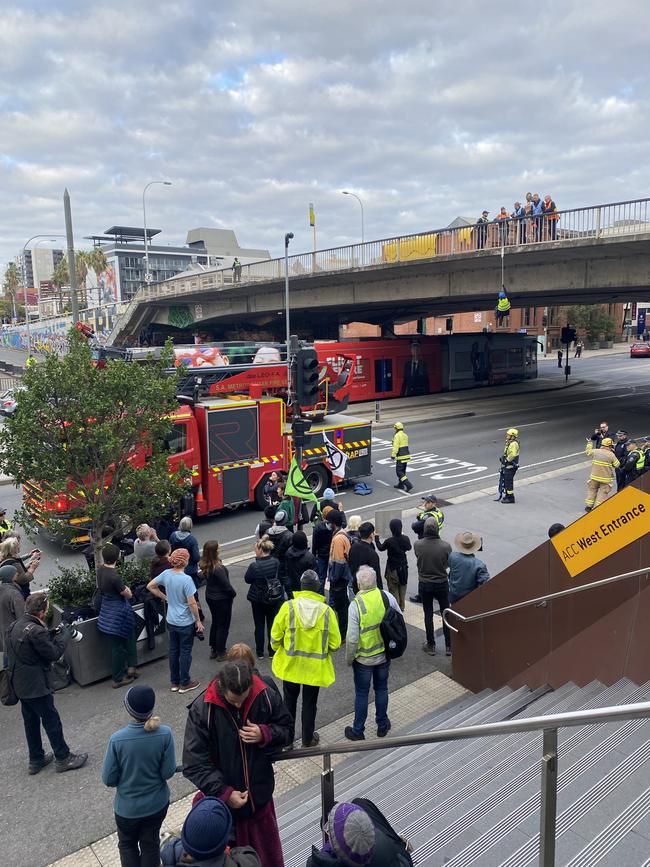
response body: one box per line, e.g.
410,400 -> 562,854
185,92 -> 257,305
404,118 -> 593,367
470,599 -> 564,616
108,196 -> 650,341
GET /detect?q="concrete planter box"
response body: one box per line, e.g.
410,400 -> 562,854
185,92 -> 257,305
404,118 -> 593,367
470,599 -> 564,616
51,603 -> 168,686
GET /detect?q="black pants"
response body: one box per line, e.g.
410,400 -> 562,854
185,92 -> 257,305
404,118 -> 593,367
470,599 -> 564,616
283,680 -> 320,744
329,585 -> 349,638
206,597 -> 233,654
251,601 -> 281,657
420,582 -> 450,649
395,460 -> 409,486
502,465 -> 517,496
115,804 -> 168,867
20,693 -> 70,763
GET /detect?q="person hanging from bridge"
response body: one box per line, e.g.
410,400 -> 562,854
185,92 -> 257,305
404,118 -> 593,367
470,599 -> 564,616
391,422 -> 413,492
495,287 -> 511,326
585,437 -> 619,511
496,428 -> 520,504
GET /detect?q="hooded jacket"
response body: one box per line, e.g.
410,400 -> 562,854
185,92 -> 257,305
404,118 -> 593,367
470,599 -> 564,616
285,546 -> 318,593
182,674 -> 294,820
270,590 -> 341,687
414,522 -> 451,586
0,580 -> 25,653
266,526 -> 294,579
170,531 -> 201,578
311,520 -> 334,559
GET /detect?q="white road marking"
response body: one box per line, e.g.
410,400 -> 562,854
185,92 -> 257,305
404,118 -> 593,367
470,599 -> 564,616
497,421 -> 547,430
377,479 -> 390,486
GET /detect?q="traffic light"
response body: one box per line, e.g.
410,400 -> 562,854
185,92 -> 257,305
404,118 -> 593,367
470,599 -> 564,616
561,326 -> 577,345
295,347 -> 320,407
292,417 -> 313,448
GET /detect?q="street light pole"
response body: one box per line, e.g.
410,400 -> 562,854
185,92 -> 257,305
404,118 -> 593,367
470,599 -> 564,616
142,181 -> 172,285
342,191 -> 365,244
284,232 -> 294,385
22,233 -> 66,357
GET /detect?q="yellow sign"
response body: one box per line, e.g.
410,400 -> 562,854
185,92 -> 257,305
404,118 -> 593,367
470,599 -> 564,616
551,487 -> 650,578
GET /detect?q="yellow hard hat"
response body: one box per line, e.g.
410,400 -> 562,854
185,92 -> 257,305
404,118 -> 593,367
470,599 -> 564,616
394,422 -> 404,430
506,428 -> 519,437
601,437 -> 614,447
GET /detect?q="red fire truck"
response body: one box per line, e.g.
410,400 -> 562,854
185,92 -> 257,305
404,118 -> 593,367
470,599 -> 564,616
25,346 -> 372,543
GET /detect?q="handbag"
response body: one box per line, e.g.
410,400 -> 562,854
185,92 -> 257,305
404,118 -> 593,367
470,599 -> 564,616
263,562 -> 284,606
0,666 -> 18,707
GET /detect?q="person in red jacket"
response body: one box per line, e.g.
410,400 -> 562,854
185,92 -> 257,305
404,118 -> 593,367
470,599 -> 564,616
182,660 -> 294,867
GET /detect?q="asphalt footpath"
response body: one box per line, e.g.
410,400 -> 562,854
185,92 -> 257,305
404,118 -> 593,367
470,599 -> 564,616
0,458 -> 595,867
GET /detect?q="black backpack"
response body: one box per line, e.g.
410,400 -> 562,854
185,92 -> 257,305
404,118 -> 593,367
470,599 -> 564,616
379,591 -> 408,659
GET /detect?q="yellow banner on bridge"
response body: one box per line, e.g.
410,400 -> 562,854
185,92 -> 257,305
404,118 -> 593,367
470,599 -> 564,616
551,487 -> 650,578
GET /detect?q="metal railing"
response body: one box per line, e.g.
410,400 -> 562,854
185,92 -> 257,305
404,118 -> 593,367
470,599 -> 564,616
107,195 -> 650,342
271,700 -> 650,866
443,566 -> 650,634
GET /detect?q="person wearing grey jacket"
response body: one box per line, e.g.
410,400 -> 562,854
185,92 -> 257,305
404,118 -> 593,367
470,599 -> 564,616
414,518 -> 452,657
0,564 -> 24,660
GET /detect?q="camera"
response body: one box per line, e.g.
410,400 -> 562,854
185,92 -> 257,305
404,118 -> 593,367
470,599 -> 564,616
54,621 -> 83,644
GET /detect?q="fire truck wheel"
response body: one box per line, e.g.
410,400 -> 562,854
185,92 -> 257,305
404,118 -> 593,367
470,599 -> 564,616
302,464 -> 330,499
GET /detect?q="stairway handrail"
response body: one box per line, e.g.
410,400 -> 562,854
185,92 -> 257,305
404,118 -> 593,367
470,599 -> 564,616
443,565 -> 650,634
271,699 -> 650,763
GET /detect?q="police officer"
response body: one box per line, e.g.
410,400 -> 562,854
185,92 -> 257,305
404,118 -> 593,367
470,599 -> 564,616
639,439 -> 650,476
7,592 -> 88,775
0,507 -> 13,539
409,494 -> 445,604
391,422 -> 413,492
613,430 -> 629,490
497,428 -> 520,504
623,440 -> 643,488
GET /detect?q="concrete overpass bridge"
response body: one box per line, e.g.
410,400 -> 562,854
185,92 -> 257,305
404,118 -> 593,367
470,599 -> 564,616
108,197 -> 650,344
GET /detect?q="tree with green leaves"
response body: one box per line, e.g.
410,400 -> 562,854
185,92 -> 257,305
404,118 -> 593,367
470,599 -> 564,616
2,261 -> 20,320
563,304 -> 617,345
0,329 -> 187,567
87,248 -> 109,306
50,251 -> 92,312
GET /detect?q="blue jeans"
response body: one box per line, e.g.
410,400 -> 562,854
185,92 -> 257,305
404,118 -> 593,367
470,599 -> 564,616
20,693 -> 70,763
352,660 -> 390,735
316,555 -> 329,594
167,622 -> 195,686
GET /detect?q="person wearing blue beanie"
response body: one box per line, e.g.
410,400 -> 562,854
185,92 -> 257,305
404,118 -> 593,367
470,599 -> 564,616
102,685 -> 176,867
160,796 -> 261,866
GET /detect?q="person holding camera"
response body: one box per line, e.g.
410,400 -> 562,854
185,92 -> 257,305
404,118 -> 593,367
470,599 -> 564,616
0,534 -> 41,600
6,592 -> 88,775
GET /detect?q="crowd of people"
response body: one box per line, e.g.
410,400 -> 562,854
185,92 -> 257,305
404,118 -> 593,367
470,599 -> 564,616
584,422 -> 650,510
475,192 -> 560,248
0,469 -> 493,866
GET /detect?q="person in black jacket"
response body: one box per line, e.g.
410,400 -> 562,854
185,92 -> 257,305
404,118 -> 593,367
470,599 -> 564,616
7,593 -> 88,775
244,539 -> 284,658
375,519 -> 411,611
285,531 -> 318,595
265,511 -> 293,597
312,509 -> 334,594
255,505 -> 277,540
589,421 -> 610,450
169,517 -> 201,582
349,523 -> 382,594
613,430 -> 629,490
199,540 -> 236,661
182,660 -> 293,867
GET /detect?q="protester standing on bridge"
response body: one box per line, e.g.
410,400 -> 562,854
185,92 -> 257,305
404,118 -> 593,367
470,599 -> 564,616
183,660 -> 293,867
233,257 -> 242,283
391,422 -> 413,492
101,684 -> 176,867
585,437 -> 619,511
494,207 -> 509,245
271,569 -> 341,748
497,428 -> 520,504
543,196 -> 559,240
476,210 -> 489,249
614,430 -> 630,490
531,193 -> 544,241
414,519 -> 452,657
512,201 -> 526,244
7,592 -> 88,775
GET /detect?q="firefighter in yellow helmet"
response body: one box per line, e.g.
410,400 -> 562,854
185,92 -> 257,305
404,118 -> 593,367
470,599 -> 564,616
391,421 -> 413,492
585,436 -> 619,511
496,428 -> 520,504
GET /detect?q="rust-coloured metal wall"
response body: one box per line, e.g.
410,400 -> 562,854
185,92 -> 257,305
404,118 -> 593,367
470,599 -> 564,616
450,475 -> 650,692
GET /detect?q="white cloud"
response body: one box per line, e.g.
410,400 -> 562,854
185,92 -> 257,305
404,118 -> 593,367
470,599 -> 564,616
1,0 -> 649,280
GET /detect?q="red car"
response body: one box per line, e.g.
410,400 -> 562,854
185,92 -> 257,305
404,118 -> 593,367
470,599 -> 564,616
630,343 -> 650,358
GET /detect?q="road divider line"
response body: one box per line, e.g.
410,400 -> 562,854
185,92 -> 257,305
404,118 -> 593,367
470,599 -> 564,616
497,421 -> 548,430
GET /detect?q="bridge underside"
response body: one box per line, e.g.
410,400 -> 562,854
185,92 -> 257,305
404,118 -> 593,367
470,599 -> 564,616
117,233 -> 650,342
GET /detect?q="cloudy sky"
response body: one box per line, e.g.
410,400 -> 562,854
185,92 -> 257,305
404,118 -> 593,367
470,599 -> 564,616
1,0 -> 648,276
